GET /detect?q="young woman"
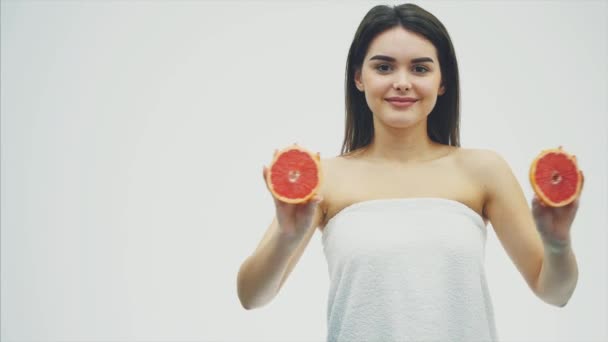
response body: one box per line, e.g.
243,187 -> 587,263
237,3 -> 583,341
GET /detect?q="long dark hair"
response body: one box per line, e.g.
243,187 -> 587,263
341,3 -> 461,155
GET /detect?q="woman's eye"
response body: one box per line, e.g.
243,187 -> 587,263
375,64 -> 428,74
375,64 -> 392,72
413,65 -> 429,73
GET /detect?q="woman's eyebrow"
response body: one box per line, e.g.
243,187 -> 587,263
369,55 -> 434,64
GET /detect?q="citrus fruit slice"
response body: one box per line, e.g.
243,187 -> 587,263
529,146 -> 582,207
266,144 -> 322,204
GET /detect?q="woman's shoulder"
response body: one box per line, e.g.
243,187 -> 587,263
453,147 -> 509,170
317,154 -> 346,183
314,146 -> 503,186
316,146 -> 511,179
318,151 -> 360,168
317,146 -> 501,166
453,147 -> 515,192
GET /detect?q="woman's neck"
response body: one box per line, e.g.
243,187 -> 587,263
361,122 -> 443,164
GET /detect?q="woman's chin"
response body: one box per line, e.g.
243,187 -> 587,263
376,113 -> 423,128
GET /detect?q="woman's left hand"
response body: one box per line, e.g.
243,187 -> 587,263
531,171 -> 584,250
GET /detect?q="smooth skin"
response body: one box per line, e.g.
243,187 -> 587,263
237,26 -> 581,310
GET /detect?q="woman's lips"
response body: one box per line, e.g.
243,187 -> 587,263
386,99 -> 417,108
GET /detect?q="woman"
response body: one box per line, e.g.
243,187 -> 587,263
237,3 -> 582,341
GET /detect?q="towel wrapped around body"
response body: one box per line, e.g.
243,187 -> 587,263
322,197 -> 498,342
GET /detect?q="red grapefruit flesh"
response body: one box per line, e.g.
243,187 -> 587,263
266,144 -> 322,204
529,146 -> 582,207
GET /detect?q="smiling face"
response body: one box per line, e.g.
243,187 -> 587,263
355,26 -> 445,129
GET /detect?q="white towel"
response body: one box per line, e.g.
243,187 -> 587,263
322,197 -> 498,342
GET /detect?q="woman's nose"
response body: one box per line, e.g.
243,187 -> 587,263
393,72 -> 412,92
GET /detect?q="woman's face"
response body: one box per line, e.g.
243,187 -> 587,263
355,26 -> 445,129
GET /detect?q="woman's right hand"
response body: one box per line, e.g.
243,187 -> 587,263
263,162 -> 323,243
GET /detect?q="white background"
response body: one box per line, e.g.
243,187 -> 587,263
1,1 -> 607,341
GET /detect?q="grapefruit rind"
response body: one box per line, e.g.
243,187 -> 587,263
266,143 -> 322,204
529,146 -> 582,207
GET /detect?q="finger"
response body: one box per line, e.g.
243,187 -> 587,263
262,166 -> 271,191
570,198 -> 580,210
533,195 -> 547,207
295,196 -> 321,209
274,197 -> 291,210
532,196 -> 542,210
310,195 -> 324,206
293,195 -> 322,210
295,197 -> 323,217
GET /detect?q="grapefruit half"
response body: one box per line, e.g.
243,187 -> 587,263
529,146 -> 582,207
266,144 -> 322,204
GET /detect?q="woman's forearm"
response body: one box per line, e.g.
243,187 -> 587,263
237,231 -> 300,310
534,243 -> 579,307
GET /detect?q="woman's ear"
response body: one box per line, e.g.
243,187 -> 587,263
438,84 -> 446,95
354,70 -> 364,92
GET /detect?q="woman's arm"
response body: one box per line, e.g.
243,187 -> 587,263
474,149 -> 580,307
237,201 -> 324,310
237,160 -> 326,310
533,243 -> 578,307
237,218 -> 302,310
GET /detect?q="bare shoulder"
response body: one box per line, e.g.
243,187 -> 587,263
317,153 -> 361,194
315,155 -> 340,224
453,147 -> 506,169
453,147 -> 510,181
318,155 -> 342,183
468,148 -> 512,181
319,153 -> 355,180
457,148 -> 544,294
451,147 -> 515,206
